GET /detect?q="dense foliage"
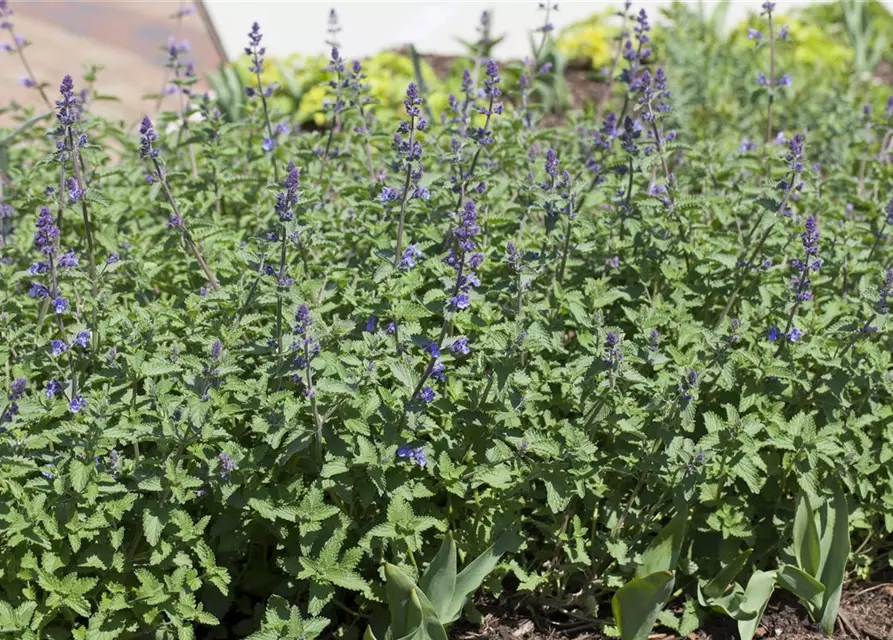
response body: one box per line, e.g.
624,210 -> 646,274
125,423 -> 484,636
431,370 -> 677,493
2,1 -> 893,639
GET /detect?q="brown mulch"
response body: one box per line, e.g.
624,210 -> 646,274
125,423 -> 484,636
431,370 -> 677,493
451,583 -> 893,640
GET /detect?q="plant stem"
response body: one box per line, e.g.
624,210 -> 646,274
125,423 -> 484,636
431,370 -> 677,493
393,114 -> 416,267
765,10 -> 775,147
151,158 -> 220,290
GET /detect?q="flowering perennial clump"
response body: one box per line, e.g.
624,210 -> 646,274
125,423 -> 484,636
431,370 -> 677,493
1,4 -> 893,640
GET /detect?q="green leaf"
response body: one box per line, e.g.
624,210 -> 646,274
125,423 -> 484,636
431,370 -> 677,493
611,571 -> 675,640
776,564 -> 824,611
793,493 -> 821,578
702,548 -> 753,600
419,532 -> 457,621
385,563 -> 420,638
69,460 -> 90,493
142,510 -> 164,547
636,506 -> 688,578
817,481 -> 849,633
737,570 -> 776,640
443,529 -> 518,623
363,627 -> 378,640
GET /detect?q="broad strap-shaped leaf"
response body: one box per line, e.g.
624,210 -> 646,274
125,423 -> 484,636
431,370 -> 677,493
443,529 -> 518,623
702,548 -> 753,600
817,481 -> 849,634
793,493 -> 821,578
611,571 -> 675,640
384,563 -> 420,638
697,581 -> 752,620
776,564 -> 824,612
419,532 -> 457,620
395,590 -> 449,640
635,506 -> 688,579
737,570 -> 776,640
363,627 -> 378,640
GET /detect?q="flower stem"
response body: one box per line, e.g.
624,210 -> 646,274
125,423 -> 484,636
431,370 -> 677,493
151,158 -> 220,290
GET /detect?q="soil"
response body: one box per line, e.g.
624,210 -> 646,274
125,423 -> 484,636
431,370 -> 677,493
451,582 -> 893,640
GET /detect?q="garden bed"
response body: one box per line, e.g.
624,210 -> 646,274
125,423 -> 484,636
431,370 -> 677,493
455,583 -> 893,639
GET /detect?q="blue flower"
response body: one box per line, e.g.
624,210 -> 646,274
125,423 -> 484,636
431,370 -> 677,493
58,249 -> 78,268
425,342 -> 441,358
218,451 -> 237,478
397,445 -> 427,467
399,244 -> 422,270
45,379 -> 63,398
767,326 -> 781,342
451,337 -> 470,355
75,331 -> 91,348
379,186 -> 400,202
787,327 -> 803,342
52,297 -> 68,315
50,340 -> 68,357
139,116 -> 159,159
418,386 -> 435,403
430,359 -> 446,382
8,377 -> 26,402
68,394 -> 87,414
365,315 -> 378,332
748,28 -> 762,41
738,138 -> 757,153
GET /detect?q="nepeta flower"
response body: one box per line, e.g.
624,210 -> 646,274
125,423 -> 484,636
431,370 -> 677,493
418,386 -> 435,403
748,28 -> 762,41
219,451 -> 237,478
506,242 -> 522,272
757,72 -> 769,87
68,394 -> 87,414
649,329 -> 661,351
106,252 -> 120,265
245,22 -> 265,76
604,331 -> 623,369
45,379 -> 63,398
365,316 -> 378,332
777,74 -> 792,87
397,445 -> 427,467
75,331 -> 91,348
8,377 -> 26,402
52,297 -> 69,314
139,116 -> 159,159
787,327 -> 803,342
451,337 -> 470,355
67,177 -> 85,203
790,215 -> 820,303
50,340 -> 68,357
399,244 -> 423,270
56,74 -> 80,126
294,304 -> 313,335
767,326 -> 781,342
878,269 -> 893,314
210,340 -> 223,361
29,283 -> 50,299
386,322 -> 398,335
679,369 -> 698,401
778,23 -> 790,39
739,138 -> 757,153
34,206 -> 59,255
445,200 -> 483,311
274,161 -> 301,221
430,359 -> 446,382
58,249 -> 78,268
